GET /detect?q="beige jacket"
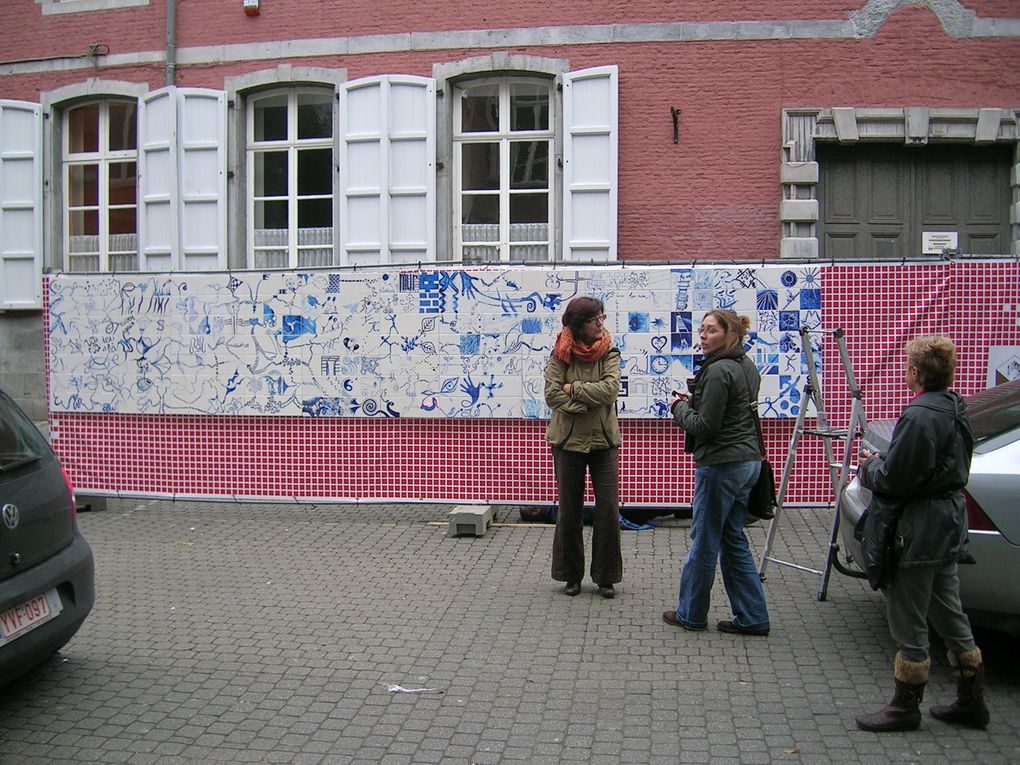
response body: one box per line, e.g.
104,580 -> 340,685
543,347 -> 622,452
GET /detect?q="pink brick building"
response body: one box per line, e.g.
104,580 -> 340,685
1,1 -> 1018,506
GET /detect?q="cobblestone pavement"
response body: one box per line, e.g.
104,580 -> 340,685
1,500 -> 1018,764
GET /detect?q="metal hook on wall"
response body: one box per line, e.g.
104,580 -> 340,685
670,107 -> 682,144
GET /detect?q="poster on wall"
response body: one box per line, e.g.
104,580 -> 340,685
47,265 -> 823,420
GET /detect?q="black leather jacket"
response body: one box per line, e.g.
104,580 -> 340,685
859,390 -> 974,568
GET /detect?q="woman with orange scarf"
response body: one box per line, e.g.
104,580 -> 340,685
544,296 -> 623,598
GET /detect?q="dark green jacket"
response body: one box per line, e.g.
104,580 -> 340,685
544,348 -> 622,452
859,390 -> 973,568
671,353 -> 761,466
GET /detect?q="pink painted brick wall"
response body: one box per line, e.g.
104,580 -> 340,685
2,5 -> 1017,261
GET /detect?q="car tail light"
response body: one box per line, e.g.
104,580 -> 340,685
61,464 -> 77,521
962,489 -> 998,532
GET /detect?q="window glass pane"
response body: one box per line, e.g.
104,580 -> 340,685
68,164 -> 99,206
460,84 -> 499,133
255,199 -> 288,229
108,207 -> 137,235
297,148 -> 332,196
69,209 -> 99,236
510,221 -> 548,242
510,244 -> 547,262
109,161 -> 137,205
298,198 -> 332,228
297,93 -> 333,139
108,101 -> 137,151
461,143 -> 499,190
254,250 -> 288,269
510,141 -> 548,189
109,252 -> 138,271
253,94 -> 288,142
68,103 -> 100,153
462,195 -> 499,225
511,83 -> 549,131
463,245 -> 499,262
510,193 -> 548,224
254,151 -> 288,197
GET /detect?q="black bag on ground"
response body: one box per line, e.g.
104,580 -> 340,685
853,494 -> 903,591
746,459 -> 777,522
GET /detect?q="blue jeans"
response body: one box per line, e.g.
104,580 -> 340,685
674,460 -> 770,631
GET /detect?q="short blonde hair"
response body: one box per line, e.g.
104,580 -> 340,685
905,335 -> 956,391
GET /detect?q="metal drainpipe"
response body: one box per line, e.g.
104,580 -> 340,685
166,0 -> 177,86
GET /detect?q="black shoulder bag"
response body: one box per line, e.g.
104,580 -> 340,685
740,363 -> 777,523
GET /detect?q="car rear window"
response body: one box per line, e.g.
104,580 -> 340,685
0,391 -> 53,472
966,379 -> 1020,443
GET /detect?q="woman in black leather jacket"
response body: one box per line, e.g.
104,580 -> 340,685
855,336 -> 990,733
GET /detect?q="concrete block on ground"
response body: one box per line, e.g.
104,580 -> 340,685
76,494 -> 109,512
447,504 -> 494,537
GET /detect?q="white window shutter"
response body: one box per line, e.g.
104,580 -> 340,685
177,89 -> 227,271
340,75 -> 435,266
138,88 -> 178,271
562,66 -> 618,262
0,100 -> 43,309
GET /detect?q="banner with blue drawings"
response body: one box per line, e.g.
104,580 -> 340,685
47,265 -> 822,419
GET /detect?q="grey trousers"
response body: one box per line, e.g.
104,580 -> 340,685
885,562 -> 977,662
550,446 -> 623,585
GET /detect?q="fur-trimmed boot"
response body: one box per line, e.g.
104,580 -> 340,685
856,653 -> 930,732
929,648 -> 990,729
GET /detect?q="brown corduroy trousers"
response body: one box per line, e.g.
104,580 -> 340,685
550,446 -> 623,585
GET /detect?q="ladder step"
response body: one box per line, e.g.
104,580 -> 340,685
802,428 -> 849,439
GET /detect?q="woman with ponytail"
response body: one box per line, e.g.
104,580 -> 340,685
544,296 -> 623,599
663,309 -> 771,635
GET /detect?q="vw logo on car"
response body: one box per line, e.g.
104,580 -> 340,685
1,503 -> 18,529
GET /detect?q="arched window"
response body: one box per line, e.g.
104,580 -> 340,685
247,88 -> 335,268
453,76 -> 553,262
63,99 -> 138,272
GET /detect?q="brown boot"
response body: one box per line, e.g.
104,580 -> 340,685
856,653 -> 930,732
929,648 -> 990,729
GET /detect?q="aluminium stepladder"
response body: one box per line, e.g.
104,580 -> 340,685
757,327 -> 868,601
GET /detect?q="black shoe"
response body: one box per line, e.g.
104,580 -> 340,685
717,619 -> 769,636
662,610 -> 706,631
597,584 -> 615,599
564,581 -> 581,597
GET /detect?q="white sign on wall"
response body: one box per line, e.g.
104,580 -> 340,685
922,231 -> 959,255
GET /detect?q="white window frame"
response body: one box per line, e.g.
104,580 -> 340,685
246,87 -> 336,270
62,99 -> 139,272
452,76 -> 554,263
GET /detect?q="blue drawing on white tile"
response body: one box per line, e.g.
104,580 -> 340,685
800,289 -> 821,310
628,312 -> 649,332
671,332 -> 692,352
47,265 -> 822,420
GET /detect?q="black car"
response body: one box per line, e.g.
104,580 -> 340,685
0,388 -> 94,686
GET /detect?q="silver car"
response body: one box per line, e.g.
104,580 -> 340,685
839,378 -> 1020,636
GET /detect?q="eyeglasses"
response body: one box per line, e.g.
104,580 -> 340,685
586,313 -> 607,324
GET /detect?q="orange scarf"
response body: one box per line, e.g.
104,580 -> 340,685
553,327 -> 612,364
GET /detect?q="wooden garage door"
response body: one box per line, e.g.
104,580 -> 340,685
817,143 -> 1011,260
